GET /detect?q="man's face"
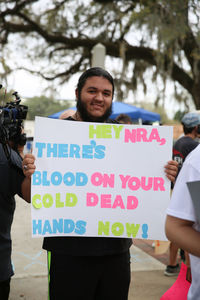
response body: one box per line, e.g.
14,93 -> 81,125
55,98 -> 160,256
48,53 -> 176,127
76,76 -> 113,122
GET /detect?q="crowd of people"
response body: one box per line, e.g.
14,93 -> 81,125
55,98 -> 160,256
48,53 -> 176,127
1,67 -> 199,300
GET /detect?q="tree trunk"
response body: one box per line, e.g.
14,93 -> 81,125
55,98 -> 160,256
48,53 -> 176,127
192,81 -> 200,110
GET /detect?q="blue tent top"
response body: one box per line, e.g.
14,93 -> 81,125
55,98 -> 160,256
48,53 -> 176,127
110,102 -> 160,122
49,107 -> 76,119
49,102 -> 160,122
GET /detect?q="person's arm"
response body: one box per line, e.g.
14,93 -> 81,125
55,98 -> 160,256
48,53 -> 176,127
21,153 -> 36,203
165,215 -> 200,257
21,177 -> 31,202
164,160 -> 178,182
17,144 -> 25,159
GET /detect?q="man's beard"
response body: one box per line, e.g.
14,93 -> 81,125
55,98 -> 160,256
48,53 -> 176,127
76,97 -> 112,122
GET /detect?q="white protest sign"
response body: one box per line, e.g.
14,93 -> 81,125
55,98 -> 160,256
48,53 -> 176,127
31,116 -> 173,240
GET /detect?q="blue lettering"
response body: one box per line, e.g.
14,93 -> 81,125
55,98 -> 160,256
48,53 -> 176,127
47,143 -> 57,157
94,145 -> 106,159
32,219 -> 42,235
82,144 -> 93,159
35,142 -> 46,158
33,142 -> 105,159
42,171 -> 50,186
69,144 -> 80,158
52,219 -> 63,233
63,172 -> 75,186
76,172 -> 88,186
75,220 -> 87,235
42,220 -> 53,235
58,144 -> 68,157
32,171 -> 41,185
32,219 -> 87,236
51,171 -> 62,186
64,219 -> 75,233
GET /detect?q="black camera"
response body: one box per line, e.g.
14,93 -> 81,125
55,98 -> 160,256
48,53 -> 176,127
0,90 -> 28,146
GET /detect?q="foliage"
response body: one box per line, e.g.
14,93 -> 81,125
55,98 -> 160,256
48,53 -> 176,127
0,88 -> 14,106
174,110 -> 187,122
137,101 -> 171,124
0,0 -> 200,110
23,96 -> 71,120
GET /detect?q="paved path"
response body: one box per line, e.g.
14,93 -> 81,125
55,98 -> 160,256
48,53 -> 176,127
9,196 -> 176,299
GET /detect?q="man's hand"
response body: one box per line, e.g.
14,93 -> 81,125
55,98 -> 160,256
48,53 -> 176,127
22,153 -> 36,178
164,160 -> 178,182
21,153 -> 36,203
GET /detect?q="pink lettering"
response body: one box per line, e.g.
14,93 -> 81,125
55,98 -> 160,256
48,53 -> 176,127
101,194 -> 112,208
119,175 -> 165,191
112,195 -> 125,209
91,172 -> 102,186
148,128 -> 161,143
128,177 -> 140,191
119,175 -> 130,188
153,177 -> 165,191
86,193 -> 98,206
127,196 -> 138,210
141,177 -> 153,191
124,128 -> 166,145
87,193 -> 140,210
136,128 -> 148,142
91,172 -> 115,188
102,174 -> 115,188
124,129 -> 136,143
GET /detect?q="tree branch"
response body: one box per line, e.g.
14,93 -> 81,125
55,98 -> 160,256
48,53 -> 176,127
16,55 -> 85,82
0,0 -> 38,17
0,1 -> 198,107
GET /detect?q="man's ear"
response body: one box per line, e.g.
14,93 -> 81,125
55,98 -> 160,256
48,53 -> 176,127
194,126 -> 199,136
196,125 -> 200,135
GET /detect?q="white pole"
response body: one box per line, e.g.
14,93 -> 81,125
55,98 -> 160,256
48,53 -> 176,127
91,43 -> 106,68
138,118 -> 143,125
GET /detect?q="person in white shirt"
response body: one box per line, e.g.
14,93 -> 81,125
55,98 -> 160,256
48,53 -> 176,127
165,144 -> 200,299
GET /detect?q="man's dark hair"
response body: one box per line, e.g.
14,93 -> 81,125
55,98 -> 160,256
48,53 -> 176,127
77,67 -> 114,99
182,124 -> 196,135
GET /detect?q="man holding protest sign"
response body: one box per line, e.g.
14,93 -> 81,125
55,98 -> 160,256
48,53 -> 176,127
22,67 -> 178,300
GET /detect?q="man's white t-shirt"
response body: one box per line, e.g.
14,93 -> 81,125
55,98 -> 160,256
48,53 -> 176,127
167,144 -> 200,300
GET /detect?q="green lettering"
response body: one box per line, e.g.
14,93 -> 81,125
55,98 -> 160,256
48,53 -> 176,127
42,194 -> 53,208
89,125 -> 101,138
98,221 -> 110,235
55,193 -> 64,208
126,223 -> 140,237
102,125 -> 112,138
111,222 -> 124,236
113,125 -> 123,139
32,194 -> 42,209
65,193 -> 78,207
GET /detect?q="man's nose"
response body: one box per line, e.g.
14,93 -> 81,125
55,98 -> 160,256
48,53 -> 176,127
94,92 -> 104,101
